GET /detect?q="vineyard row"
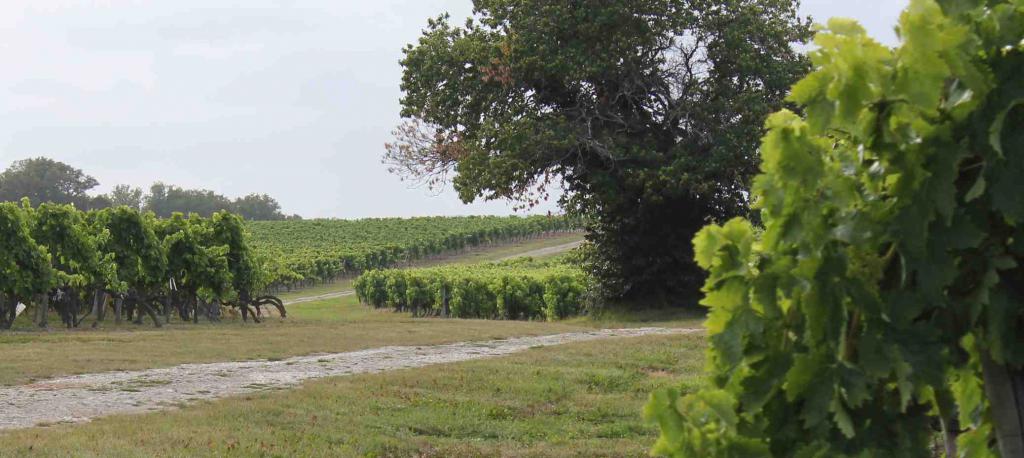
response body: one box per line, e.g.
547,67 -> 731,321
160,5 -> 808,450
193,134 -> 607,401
354,258 -> 589,321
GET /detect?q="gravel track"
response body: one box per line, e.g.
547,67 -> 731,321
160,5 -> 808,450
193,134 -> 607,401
496,240 -> 585,261
0,327 -> 699,431
283,290 -> 355,306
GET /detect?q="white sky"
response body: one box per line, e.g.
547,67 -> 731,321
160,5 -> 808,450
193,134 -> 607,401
0,0 -> 907,218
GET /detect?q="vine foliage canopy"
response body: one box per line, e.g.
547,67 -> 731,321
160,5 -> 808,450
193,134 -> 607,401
647,0 -> 1024,456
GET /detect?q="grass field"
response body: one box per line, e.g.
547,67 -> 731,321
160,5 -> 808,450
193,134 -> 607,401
0,294 -> 702,387
0,333 -> 706,457
0,295 -> 588,387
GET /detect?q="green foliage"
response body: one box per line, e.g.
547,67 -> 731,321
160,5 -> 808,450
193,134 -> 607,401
106,184 -> 144,210
29,202 -> 117,290
145,183 -> 289,221
208,211 -> 260,298
0,157 -> 292,219
0,202 -> 54,301
0,200 -> 285,324
392,0 -> 813,302
649,0 -> 1024,455
354,257 -> 588,321
0,157 -> 102,210
93,207 -> 167,294
157,213 -> 232,301
247,215 -> 575,289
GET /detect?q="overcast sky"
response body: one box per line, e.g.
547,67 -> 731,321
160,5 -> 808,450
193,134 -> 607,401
0,0 -> 908,218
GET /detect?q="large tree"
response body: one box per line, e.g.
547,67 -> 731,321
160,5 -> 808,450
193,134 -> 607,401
389,0 -> 812,302
0,157 -> 101,210
144,182 -> 234,218
106,184 -> 144,210
232,193 -> 287,221
144,183 -> 288,221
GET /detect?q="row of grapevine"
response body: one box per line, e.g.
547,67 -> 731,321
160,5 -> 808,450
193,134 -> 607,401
248,215 -> 577,290
353,258 -> 588,321
0,200 -> 276,329
648,1 -> 1024,456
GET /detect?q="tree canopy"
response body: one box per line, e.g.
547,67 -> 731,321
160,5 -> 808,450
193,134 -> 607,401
389,0 -> 812,302
0,157 -> 296,220
232,193 -> 288,221
107,184 -> 144,210
0,157 -> 102,210
144,183 -> 290,221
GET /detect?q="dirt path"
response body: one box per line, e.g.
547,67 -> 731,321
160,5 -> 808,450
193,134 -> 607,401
283,290 -> 354,306
0,327 -> 697,431
497,239 -> 585,261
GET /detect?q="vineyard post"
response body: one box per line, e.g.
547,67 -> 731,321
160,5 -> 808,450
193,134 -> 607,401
441,285 -> 449,318
192,296 -> 200,324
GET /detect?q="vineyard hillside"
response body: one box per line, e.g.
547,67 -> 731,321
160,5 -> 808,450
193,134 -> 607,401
248,216 -> 575,290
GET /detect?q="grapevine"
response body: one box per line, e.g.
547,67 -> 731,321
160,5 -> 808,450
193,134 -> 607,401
354,257 -> 588,321
647,1 -> 1024,456
247,215 -> 577,290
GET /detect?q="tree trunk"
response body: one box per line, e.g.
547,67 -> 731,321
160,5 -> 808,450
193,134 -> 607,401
163,296 -> 173,324
0,294 -> 13,329
141,303 -> 162,328
114,297 -> 123,324
92,291 -> 108,328
91,290 -> 103,319
35,293 -> 48,328
982,354 -> 1024,458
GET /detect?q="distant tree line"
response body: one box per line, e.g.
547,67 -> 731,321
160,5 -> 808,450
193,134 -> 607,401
0,157 -> 299,221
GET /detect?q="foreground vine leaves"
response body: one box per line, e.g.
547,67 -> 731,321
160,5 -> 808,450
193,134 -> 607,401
647,0 -> 1024,456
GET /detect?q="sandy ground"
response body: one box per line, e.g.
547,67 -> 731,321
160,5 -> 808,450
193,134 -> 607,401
497,240 -> 585,261
283,290 -> 355,306
0,327 -> 699,431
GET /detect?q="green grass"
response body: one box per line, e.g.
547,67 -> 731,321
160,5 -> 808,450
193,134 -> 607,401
0,295 -> 597,386
571,303 -> 706,329
0,333 -> 707,457
0,293 -> 703,387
